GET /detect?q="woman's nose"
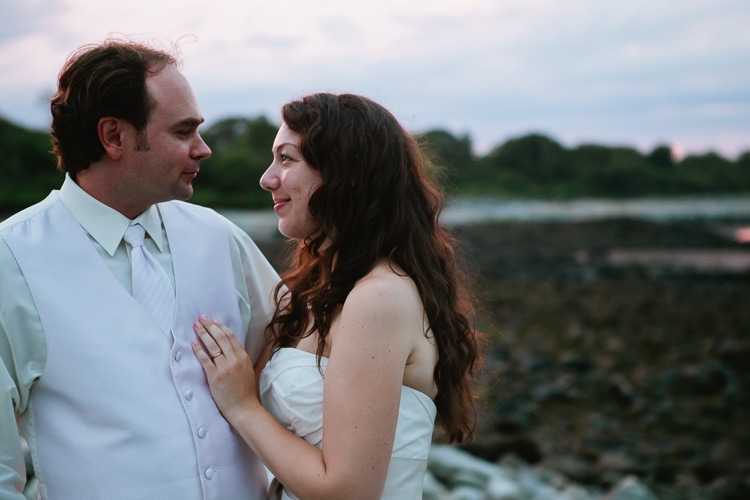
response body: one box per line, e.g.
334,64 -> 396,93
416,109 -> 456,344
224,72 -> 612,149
259,163 -> 277,191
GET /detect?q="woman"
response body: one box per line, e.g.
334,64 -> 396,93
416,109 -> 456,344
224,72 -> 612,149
193,93 -> 482,499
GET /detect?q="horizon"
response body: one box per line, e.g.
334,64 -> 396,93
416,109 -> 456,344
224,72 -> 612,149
2,110 -> 746,163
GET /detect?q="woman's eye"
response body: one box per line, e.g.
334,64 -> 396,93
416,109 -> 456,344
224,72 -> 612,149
281,154 -> 292,162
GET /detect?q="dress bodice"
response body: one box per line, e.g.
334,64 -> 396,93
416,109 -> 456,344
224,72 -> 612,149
259,347 -> 437,499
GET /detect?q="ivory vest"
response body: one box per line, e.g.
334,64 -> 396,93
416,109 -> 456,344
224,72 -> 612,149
2,194 -> 267,499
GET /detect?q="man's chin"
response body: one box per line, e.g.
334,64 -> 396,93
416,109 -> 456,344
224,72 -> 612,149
176,181 -> 194,201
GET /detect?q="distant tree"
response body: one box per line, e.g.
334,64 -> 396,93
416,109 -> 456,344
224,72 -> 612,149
647,145 -> 674,169
734,152 -> 750,191
418,130 -> 476,190
201,116 -> 277,158
193,116 -> 278,208
484,134 -> 566,183
736,151 -> 750,170
677,152 -> 735,192
200,118 -> 251,152
202,145 -> 267,190
567,144 -> 654,196
0,116 -> 60,211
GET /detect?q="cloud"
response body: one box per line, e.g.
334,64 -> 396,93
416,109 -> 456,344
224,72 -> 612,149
0,0 -> 64,42
0,0 -> 748,158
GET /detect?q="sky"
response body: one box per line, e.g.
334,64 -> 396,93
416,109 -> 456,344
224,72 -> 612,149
1,0 -> 749,160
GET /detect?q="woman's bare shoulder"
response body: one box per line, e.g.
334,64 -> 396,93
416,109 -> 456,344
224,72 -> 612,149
349,260 -> 422,312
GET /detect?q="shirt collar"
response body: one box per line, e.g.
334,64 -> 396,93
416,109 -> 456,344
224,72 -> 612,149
59,174 -> 166,256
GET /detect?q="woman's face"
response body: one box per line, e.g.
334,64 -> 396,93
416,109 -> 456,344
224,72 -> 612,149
260,122 -> 323,239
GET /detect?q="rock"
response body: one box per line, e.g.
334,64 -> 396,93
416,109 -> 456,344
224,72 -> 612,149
560,353 -> 594,374
445,485 -> 487,499
502,455 -> 599,499
423,470 -> 449,500
606,373 -> 638,408
661,363 -> 731,398
718,339 -> 750,373
428,445 -> 523,498
706,476 -> 750,500
598,451 -> 645,477
542,454 -> 599,485
485,477 -> 527,500
691,457 -> 723,484
460,433 -> 543,464
492,400 -> 538,431
604,475 -> 659,500
532,379 -> 576,402
426,446 -> 621,499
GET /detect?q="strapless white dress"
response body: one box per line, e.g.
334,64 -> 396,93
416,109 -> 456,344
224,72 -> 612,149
259,347 -> 437,499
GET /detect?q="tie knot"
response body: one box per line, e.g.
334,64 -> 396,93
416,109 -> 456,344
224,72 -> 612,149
124,224 -> 146,248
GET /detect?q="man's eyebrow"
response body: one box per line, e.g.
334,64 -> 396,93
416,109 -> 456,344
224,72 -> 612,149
173,117 -> 205,128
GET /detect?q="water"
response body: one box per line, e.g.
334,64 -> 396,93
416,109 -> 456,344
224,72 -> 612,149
439,196 -> 750,224
220,196 -> 750,241
5,196 -> 750,242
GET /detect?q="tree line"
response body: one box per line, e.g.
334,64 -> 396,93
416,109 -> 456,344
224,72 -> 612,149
1,114 -> 749,213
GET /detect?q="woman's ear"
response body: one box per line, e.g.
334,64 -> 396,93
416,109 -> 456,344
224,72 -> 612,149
97,117 -> 124,160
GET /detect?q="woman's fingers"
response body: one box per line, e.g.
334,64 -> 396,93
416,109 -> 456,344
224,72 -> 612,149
193,316 -> 225,361
192,339 -> 214,369
191,315 -> 258,422
193,315 -> 247,364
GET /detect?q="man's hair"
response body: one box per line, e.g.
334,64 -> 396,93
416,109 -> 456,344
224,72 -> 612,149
50,39 -> 178,174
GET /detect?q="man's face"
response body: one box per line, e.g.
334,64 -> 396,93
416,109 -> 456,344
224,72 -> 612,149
122,65 -> 211,209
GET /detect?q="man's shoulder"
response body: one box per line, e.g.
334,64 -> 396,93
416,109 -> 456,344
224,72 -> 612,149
159,200 -> 247,239
0,192 -> 60,233
160,200 -> 230,226
161,199 -> 220,217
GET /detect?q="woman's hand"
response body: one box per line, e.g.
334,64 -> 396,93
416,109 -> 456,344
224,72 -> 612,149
192,315 -> 260,423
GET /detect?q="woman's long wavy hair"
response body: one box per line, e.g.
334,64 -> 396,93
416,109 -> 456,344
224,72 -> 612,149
267,93 -> 482,443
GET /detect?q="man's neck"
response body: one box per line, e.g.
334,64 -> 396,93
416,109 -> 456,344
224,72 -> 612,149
75,166 -> 150,219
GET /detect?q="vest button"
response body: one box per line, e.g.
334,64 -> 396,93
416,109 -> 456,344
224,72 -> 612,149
174,350 -> 183,362
197,426 -> 207,438
184,389 -> 193,401
205,468 -> 214,479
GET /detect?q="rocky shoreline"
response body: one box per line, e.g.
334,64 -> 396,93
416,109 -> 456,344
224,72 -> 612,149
452,218 -> 748,499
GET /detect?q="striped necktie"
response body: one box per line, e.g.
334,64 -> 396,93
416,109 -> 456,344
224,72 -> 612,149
123,224 -> 175,333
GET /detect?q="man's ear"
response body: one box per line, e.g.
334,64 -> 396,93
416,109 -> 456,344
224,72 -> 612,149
98,117 -> 124,160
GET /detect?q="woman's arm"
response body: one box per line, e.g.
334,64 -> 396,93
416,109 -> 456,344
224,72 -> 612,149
193,273 -> 422,499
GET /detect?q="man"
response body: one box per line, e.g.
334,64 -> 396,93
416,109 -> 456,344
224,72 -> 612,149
0,39 -> 277,498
